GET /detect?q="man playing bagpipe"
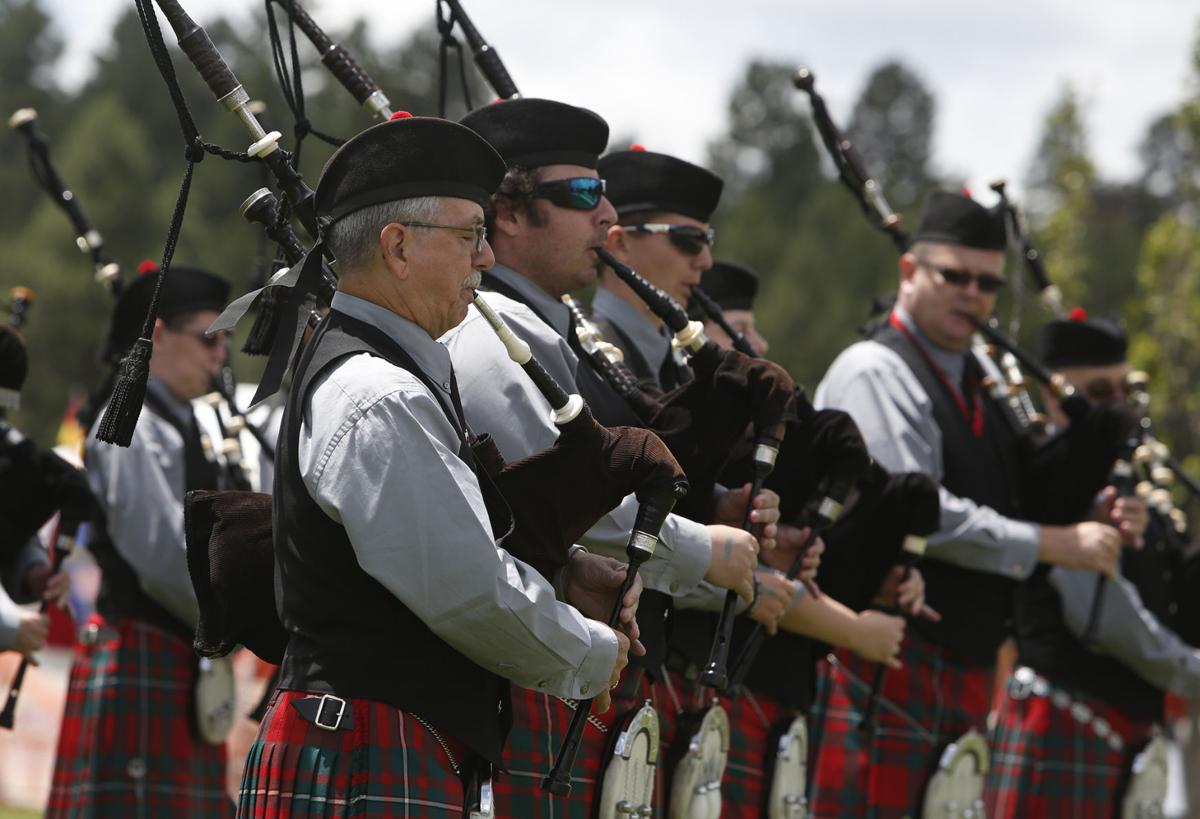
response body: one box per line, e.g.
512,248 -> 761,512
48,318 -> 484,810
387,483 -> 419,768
986,310 -> 1200,818
809,190 -> 1146,818
0,324 -> 75,664
227,114 -> 652,818
46,263 -> 235,818
445,98 -> 774,817
675,259 -> 943,818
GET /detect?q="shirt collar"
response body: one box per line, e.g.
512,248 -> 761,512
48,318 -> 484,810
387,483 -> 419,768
893,305 -> 965,385
591,287 -> 672,373
330,292 -> 454,390
484,263 -> 572,340
145,375 -> 194,427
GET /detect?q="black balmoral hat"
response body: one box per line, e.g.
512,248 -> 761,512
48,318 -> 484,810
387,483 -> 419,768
913,190 -> 1007,251
598,148 -> 724,222
460,98 -> 609,170
0,327 -> 27,410
1040,307 -> 1128,368
105,261 -> 230,364
701,261 -> 760,311
318,113 -> 507,224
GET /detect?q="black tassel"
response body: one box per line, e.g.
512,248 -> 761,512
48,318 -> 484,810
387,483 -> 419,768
95,337 -> 153,446
242,287 -> 282,356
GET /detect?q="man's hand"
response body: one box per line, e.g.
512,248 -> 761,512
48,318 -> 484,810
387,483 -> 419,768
594,630 -> 631,714
852,610 -> 905,668
760,525 -> 823,583
747,568 -> 804,635
713,484 -> 780,550
873,566 -> 940,621
1095,487 -> 1147,549
25,563 -> 71,610
1042,522 -> 1122,578
14,611 -> 49,663
704,524 -> 760,601
560,550 -> 644,657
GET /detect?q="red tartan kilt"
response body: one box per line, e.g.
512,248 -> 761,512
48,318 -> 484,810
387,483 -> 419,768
985,678 -> 1155,819
238,689 -> 469,818
493,670 -> 676,819
723,688 -> 795,819
809,633 -> 993,819
45,615 -> 233,818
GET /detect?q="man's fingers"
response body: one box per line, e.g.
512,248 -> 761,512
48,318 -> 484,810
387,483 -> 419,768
594,690 -> 612,713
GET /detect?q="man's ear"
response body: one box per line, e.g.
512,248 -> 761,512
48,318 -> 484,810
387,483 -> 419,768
898,251 -> 919,283
605,224 -> 630,260
491,197 -> 523,239
379,222 -> 411,278
151,317 -> 167,344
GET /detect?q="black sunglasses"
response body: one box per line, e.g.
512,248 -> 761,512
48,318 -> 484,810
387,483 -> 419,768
168,326 -> 230,350
625,223 -> 716,256
917,259 -> 1006,294
531,177 -> 606,210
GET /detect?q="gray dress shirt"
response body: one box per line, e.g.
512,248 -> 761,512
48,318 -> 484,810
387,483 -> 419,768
299,293 -> 616,699
1049,566 -> 1200,697
590,287 -> 674,378
815,306 -> 1041,580
86,377 -> 201,628
441,267 -> 711,597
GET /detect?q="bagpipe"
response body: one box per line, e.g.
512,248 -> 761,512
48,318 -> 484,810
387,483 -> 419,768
0,292 -> 96,730
7,100 -> 270,482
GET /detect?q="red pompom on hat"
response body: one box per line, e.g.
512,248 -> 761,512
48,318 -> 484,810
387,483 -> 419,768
629,143 -> 647,152
389,110 -> 413,120
137,259 -> 158,275
1068,306 -> 1088,322
960,186 -> 973,197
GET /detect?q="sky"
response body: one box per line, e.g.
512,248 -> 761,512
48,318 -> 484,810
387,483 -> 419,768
37,0 -> 1200,202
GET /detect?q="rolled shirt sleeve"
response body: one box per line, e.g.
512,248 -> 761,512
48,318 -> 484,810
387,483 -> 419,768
816,340 -> 1040,580
1049,566 -> 1200,698
443,294 -> 713,597
302,353 -> 616,700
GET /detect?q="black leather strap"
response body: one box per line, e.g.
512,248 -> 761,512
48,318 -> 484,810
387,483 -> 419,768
290,694 -> 356,731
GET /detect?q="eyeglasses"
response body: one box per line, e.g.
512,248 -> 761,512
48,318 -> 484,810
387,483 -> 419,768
530,177 -> 607,210
917,259 -> 1006,294
625,223 -> 716,256
401,221 -> 488,254
168,327 -> 229,350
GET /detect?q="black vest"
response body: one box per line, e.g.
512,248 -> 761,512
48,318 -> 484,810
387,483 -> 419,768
274,310 -> 510,766
90,389 -> 219,640
1014,512 -> 1184,723
873,324 -> 1026,663
479,272 -> 672,675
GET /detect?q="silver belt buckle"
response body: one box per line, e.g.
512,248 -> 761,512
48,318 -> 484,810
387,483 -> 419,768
314,693 -> 346,731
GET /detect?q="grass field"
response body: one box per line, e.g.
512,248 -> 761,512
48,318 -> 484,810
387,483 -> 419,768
0,807 -> 40,819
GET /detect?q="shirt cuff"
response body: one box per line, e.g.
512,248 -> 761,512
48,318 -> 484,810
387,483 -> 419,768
534,617 -> 618,701
639,514 -> 711,596
671,580 -> 752,615
1000,521 -> 1041,579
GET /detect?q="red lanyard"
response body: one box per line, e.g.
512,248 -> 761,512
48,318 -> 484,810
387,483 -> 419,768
889,312 -> 984,438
